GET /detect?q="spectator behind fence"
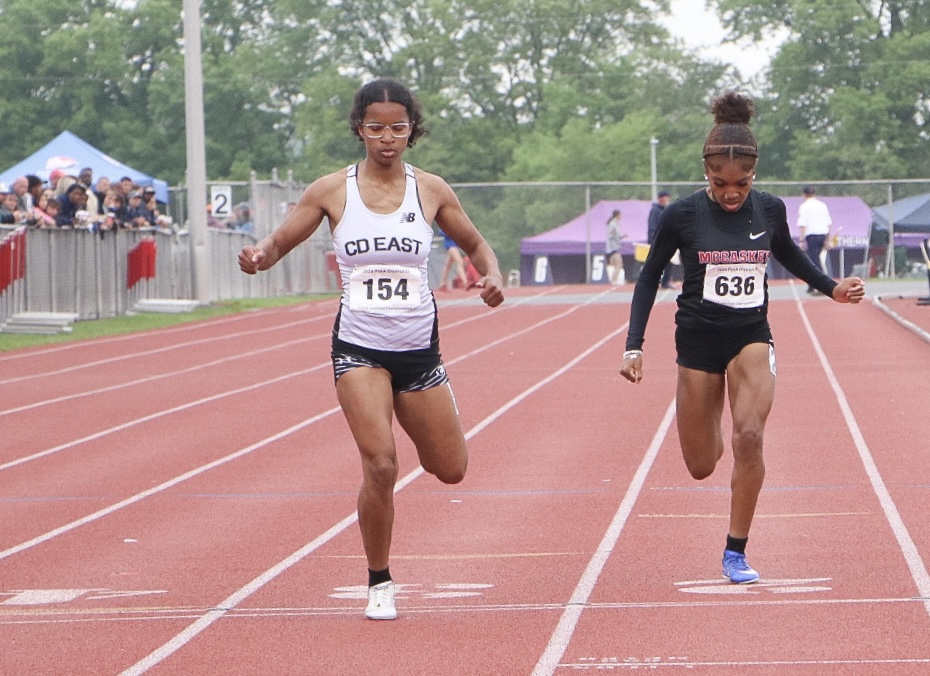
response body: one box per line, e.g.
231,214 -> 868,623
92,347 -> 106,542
26,175 -> 43,211
49,168 -> 66,192
142,187 -> 161,225
227,202 -> 254,234
206,203 -> 225,229
42,197 -> 60,225
0,191 -> 20,224
32,189 -> 57,227
55,174 -> 78,197
76,167 -> 99,217
56,183 -> 90,228
101,190 -> 128,229
124,191 -> 151,228
117,176 -> 134,199
93,176 -> 111,214
11,176 -> 32,212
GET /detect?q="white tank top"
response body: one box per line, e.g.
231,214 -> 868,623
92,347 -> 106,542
332,163 -> 436,351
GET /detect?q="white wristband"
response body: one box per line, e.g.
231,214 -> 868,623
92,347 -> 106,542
623,349 -> 643,360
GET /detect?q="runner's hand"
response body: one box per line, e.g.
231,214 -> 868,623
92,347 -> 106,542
832,276 -> 865,304
620,353 -> 643,383
239,246 -> 266,274
473,272 -> 504,307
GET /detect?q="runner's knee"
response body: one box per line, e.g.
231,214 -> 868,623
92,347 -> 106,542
421,450 -> 467,484
362,454 -> 399,491
684,456 -> 716,480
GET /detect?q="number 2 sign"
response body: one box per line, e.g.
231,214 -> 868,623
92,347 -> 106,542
210,185 -> 232,218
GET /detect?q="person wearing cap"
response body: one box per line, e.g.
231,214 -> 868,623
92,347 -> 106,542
124,190 -> 150,228
141,186 -> 161,226
55,182 -> 89,227
48,168 -> 66,191
647,190 -> 675,288
797,186 -> 833,294
227,202 -> 254,235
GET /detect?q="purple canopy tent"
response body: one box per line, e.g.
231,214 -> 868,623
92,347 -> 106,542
520,195 -> 875,285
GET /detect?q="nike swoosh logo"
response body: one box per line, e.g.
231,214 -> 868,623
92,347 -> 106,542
749,231 -> 765,240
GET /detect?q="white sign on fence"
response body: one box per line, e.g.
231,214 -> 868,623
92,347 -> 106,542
210,185 -> 233,218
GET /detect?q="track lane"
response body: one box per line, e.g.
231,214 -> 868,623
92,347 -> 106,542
537,289 -> 930,674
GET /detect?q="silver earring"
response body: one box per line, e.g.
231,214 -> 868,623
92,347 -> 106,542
704,175 -> 709,180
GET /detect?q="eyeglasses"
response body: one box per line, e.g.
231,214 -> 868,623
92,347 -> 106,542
361,122 -> 412,139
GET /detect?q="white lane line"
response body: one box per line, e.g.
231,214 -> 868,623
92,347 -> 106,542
793,284 -> 930,617
0,287 -> 570,471
0,315 -> 329,388
0,309 -> 288,363
1,291 -> 613,551
559,658 -> 930,670
119,305 -> 626,675
0,405 -> 342,562
0,286 -> 555,416
0,362 -> 330,473
531,399 -> 677,676
4,594 -> 926,626
0,333 -> 328,418
871,294 -> 930,345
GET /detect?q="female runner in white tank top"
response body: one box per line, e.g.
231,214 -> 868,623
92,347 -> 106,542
239,79 -> 504,621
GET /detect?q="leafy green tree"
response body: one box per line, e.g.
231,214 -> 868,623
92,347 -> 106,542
264,0 -> 679,183
715,0 -> 930,179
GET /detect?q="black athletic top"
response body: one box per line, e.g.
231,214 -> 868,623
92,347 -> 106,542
625,189 -> 838,351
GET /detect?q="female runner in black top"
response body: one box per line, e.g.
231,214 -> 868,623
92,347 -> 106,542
620,92 -> 865,583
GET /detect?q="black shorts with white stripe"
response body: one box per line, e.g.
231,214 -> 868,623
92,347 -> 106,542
331,337 -> 449,393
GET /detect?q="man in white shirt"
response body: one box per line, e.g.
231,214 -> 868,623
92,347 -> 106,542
797,186 -> 833,293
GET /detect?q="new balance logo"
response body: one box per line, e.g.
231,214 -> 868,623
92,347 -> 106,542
749,231 -> 765,240
400,213 -> 416,223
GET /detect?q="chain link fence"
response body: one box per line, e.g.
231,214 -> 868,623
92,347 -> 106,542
452,179 -> 930,285
2,177 -> 927,331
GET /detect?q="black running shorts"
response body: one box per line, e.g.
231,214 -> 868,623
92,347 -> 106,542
675,321 -> 774,374
331,337 -> 449,393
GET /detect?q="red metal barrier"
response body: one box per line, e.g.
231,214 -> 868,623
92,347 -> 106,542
127,237 -> 157,290
0,227 -> 26,295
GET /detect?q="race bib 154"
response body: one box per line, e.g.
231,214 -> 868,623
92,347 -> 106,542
348,264 -> 421,313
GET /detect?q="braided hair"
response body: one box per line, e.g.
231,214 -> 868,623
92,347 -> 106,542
702,92 -> 758,172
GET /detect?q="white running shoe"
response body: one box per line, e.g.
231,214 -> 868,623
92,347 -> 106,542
365,581 -> 397,620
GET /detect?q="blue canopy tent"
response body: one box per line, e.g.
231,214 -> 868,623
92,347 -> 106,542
872,193 -> 930,234
870,192 -> 930,278
0,131 -> 169,203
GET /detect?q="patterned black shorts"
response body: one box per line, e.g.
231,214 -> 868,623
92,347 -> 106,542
331,338 -> 448,393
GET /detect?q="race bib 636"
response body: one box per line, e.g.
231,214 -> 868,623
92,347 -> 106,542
702,262 -> 766,309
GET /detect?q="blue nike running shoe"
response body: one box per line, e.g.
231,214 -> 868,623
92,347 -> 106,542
722,549 -> 760,584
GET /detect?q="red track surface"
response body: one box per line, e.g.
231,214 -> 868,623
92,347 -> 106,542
1,283 -> 928,674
